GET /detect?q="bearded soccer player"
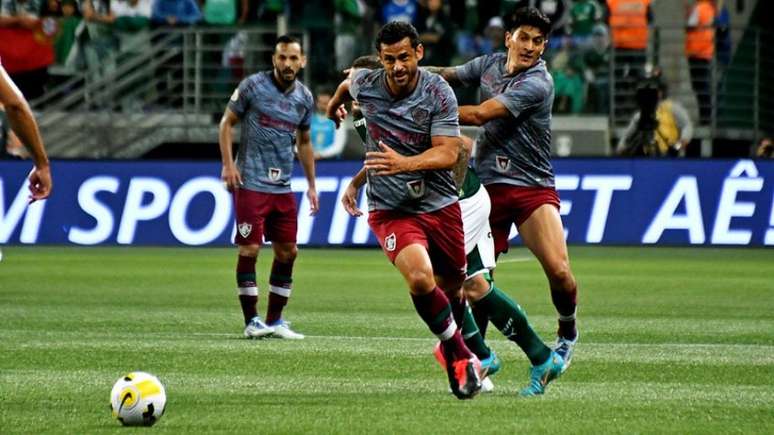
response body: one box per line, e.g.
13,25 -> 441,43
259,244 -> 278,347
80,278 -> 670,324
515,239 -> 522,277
343,55 -> 564,396
327,22 -> 482,399
218,35 -> 318,340
427,7 -> 580,370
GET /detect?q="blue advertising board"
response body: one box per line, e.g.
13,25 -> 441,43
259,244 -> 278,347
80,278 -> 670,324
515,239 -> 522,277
1,159 -> 773,246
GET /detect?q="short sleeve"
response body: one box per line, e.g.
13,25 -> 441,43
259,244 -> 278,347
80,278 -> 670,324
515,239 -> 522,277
430,79 -> 460,137
349,68 -> 371,100
494,75 -> 550,120
298,91 -> 313,130
227,80 -> 249,118
453,55 -> 488,87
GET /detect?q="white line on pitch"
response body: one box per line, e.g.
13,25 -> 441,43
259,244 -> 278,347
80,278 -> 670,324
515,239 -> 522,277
498,257 -> 533,263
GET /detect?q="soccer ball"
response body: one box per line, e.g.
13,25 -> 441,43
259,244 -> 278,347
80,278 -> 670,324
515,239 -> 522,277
110,371 -> 166,426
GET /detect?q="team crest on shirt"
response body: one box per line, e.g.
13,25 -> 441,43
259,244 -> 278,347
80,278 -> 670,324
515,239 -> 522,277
385,233 -> 397,252
406,180 -> 426,199
238,222 -> 252,238
269,168 -> 282,181
411,107 -> 429,125
496,155 -> 511,173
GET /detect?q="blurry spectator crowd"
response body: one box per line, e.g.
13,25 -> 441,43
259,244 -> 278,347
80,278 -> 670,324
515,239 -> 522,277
0,1 -> 733,113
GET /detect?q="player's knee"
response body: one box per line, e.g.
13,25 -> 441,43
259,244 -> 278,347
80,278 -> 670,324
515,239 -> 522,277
405,269 -> 435,294
462,275 -> 490,302
275,245 -> 298,263
238,244 -> 259,257
548,261 -> 575,291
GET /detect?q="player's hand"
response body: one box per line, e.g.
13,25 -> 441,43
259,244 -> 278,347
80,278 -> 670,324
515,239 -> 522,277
327,104 -> 347,129
340,183 -> 362,217
221,165 -> 243,191
28,165 -> 52,203
364,141 -> 409,176
307,187 -> 319,215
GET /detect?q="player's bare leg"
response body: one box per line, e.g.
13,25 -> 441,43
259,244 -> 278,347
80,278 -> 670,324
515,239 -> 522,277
266,241 -> 303,339
394,244 -> 481,399
518,204 -> 579,368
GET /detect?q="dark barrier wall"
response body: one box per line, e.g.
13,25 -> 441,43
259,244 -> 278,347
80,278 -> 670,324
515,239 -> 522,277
1,159 -> 773,246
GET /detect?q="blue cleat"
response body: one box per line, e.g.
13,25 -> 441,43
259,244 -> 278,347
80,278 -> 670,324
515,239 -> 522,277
479,350 -> 502,378
554,333 -> 578,373
243,316 -> 274,339
520,351 -> 565,397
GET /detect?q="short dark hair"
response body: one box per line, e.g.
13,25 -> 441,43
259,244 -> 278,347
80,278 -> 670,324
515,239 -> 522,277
275,34 -> 303,53
351,55 -> 382,70
504,7 -> 552,37
375,21 -> 420,51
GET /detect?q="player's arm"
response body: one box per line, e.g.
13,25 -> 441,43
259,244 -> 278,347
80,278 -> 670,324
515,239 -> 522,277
0,66 -> 51,201
458,98 -> 511,126
326,79 -> 354,128
452,136 -> 473,189
424,66 -> 464,87
341,167 -> 366,217
296,127 -> 319,215
364,136 -> 462,176
218,107 -> 242,191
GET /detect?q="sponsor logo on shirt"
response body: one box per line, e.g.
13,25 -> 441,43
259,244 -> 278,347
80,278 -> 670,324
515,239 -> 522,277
407,179 -> 425,199
496,155 -> 511,173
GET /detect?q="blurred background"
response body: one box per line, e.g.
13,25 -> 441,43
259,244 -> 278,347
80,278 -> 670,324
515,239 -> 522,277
1,0 -> 772,162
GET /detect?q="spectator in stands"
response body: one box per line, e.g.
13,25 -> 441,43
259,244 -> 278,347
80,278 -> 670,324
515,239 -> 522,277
550,35 -> 586,114
113,0 -> 151,31
415,0 -> 454,66
151,0 -> 201,26
569,0 -> 604,46
685,0 -> 716,126
754,137 -> 773,159
310,90 -> 346,160
381,0 -> 417,24
607,0 -> 652,84
481,16 -> 506,54
50,0 -> 81,69
0,0 -> 54,100
334,0 -> 365,72
617,72 -> 693,157
81,0 -> 118,81
582,23 -> 611,113
202,0 -> 247,26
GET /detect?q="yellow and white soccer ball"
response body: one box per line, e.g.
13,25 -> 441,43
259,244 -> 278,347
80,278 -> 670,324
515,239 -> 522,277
110,371 -> 166,426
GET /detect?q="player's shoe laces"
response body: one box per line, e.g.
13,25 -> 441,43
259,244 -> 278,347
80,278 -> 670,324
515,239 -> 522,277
520,351 -> 565,397
243,316 -> 274,339
434,343 -> 496,393
554,333 -> 578,373
268,319 -> 305,340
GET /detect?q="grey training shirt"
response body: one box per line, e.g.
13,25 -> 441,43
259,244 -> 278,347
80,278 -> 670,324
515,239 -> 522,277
455,53 -> 555,188
228,71 -> 313,193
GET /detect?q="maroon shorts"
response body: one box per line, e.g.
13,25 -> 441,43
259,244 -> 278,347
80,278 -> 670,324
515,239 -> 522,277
368,202 -> 466,280
233,188 -> 297,245
485,183 -> 561,255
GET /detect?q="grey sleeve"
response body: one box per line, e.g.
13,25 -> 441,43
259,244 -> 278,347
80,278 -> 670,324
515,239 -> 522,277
299,92 -> 313,130
671,102 -> 693,143
349,68 -> 370,100
227,80 -> 249,119
494,76 -> 550,120
453,55 -> 487,87
430,80 -> 461,137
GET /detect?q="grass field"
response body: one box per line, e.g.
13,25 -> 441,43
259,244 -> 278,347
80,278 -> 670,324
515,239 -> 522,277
1,246 -> 773,434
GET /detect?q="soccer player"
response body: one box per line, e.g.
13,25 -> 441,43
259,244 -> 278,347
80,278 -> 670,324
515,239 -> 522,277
326,22 -> 482,399
218,35 -> 318,340
343,55 -> 564,396
0,63 -> 52,202
427,7 -> 580,369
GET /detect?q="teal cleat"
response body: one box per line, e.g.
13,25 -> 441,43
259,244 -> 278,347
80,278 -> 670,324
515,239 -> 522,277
479,351 -> 502,378
519,351 -> 565,397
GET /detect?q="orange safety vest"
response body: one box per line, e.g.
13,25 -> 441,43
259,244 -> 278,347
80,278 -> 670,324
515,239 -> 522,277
685,2 -> 715,60
607,0 -> 651,50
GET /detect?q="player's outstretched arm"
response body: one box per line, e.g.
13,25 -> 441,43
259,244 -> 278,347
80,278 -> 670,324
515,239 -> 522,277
459,98 -> 511,126
296,128 -> 319,215
218,107 -> 243,191
341,167 -> 366,217
364,136 -> 461,175
326,79 -> 354,128
424,66 -> 464,87
0,65 -> 51,202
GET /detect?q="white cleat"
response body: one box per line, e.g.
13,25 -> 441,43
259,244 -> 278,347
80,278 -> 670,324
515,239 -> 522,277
243,316 -> 274,339
269,320 -> 305,340
480,376 -> 495,393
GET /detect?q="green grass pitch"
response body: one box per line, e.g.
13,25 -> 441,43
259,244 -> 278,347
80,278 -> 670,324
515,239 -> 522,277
1,246 -> 773,434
